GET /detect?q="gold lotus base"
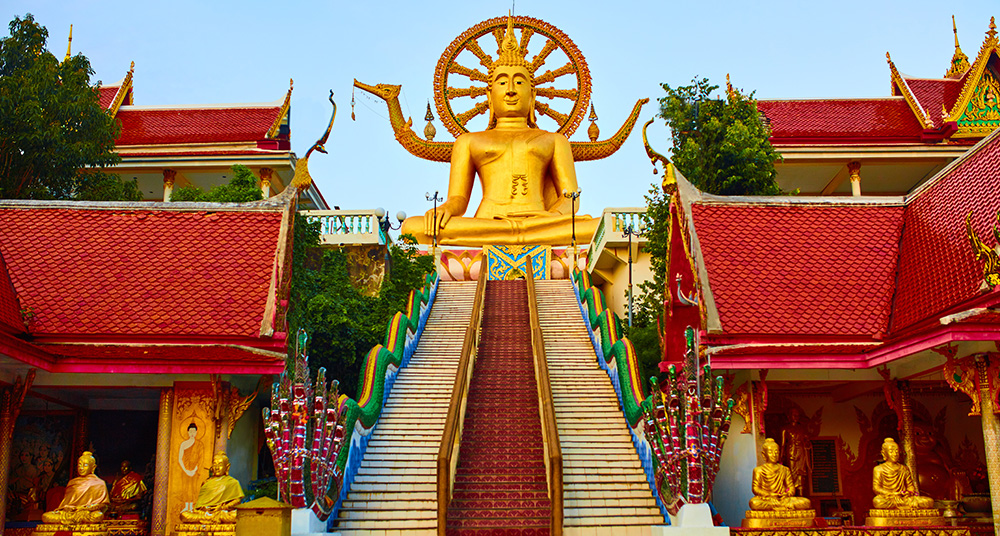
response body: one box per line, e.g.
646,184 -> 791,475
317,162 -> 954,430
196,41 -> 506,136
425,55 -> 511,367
105,519 -> 148,536
174,522 -> 236,536
865,508 -> 945,527
742,509 -> 816,528
31,523 -> 108,536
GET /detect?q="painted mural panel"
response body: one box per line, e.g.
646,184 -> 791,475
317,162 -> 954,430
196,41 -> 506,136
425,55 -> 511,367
5,413 -> 76,521
165,382 -> 216,535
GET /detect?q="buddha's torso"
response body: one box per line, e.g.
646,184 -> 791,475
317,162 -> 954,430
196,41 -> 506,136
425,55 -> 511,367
467,128 -> 558,219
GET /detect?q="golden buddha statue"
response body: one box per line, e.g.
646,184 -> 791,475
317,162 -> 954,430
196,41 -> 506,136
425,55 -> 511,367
178,453 -> 244,525
742,439 -> 814,528
866,438 -> 944,527
398,15 -> 598,247
35,451 -> 109,532
108,460 -> 146,517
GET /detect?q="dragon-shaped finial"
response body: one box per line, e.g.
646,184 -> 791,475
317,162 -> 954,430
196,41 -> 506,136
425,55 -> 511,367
966,210 -> 1000,292
291,91 -> 336,191
642,117 -> 676,195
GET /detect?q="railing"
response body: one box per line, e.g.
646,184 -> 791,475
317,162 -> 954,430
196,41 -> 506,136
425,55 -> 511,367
586,207 -> 647,273
526,269 -> 563,535
437,266 -> 487,534
300,209 -> 385,245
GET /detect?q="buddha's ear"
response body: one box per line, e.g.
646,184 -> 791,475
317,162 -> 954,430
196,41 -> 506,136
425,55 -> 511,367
528,87 -> 538,128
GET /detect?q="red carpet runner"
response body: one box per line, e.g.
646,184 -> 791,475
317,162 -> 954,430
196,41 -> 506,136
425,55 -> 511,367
446,280 -> 551,535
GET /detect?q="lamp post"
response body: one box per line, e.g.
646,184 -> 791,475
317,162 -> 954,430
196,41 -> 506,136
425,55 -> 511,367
562,188 -> 581,268
622,222 -> 645,327
375,207 -> 406,280
425,191 -> 443,249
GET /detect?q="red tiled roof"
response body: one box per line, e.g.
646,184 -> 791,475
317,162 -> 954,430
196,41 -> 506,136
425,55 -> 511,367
0,206 -> 284,339
758,98 -> 924,142
98,86 -> 119,109
0,251 -> 25,335
693,203 -> 905,336
891,134 -> 1000,332
115,106 -> 280,146
901,77 -> 964,128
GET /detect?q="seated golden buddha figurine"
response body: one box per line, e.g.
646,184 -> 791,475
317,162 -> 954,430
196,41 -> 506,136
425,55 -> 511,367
742,438 -> 814,528
867,438 -> 943,527
400,16 -> 598,247
178,453 -> 244,525
38,451 -> 109,526
108,460 -> 146,517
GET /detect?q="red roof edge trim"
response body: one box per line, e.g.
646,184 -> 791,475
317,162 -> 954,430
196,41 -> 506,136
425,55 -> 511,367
703,333 -> 882,345
0,333 -> 56,370
49,360 -> 285,375
30,334 -> 286,349
713,323 -> 999,370
259,194 -> 297,337
770,136 -> 924,145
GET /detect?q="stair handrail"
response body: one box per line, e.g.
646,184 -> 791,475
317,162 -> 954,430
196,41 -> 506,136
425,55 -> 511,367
525,271 -> 564,535
436,266 -> 487,534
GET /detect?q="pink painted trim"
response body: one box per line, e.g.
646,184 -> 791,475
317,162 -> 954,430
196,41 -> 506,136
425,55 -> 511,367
712,324 -> 1000,370
52,361 -> 284,374
0,333 -> 56,371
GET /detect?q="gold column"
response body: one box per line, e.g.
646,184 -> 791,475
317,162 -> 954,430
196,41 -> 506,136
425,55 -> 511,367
974,355 -> 1000,534
0,371 -> 35,528
163,169 -> 177,202
848,161 -> 862,197
897,381 -> 919,494
258,168 -> 273,198
151,388 -> 174,536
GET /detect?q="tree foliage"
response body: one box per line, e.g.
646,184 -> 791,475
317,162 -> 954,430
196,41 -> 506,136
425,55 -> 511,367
658,77 -> 781,196
170,164 -> 264,203
286,215 -> 434,399
0,15 -> 136,200
628,78 -> 782,380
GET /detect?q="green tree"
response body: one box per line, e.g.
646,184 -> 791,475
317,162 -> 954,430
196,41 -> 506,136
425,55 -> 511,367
658,77 -> 781,196
286,214 -> 434,398
170,164 -> 264,203
0,15 -> 135,200
629,78 -> 782,380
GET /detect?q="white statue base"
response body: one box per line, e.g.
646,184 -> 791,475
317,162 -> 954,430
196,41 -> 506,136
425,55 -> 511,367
654,503 -> 730,536
290,507 -> 326,536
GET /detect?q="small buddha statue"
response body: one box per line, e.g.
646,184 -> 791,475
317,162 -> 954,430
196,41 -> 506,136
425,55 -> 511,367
108,460 -> 147,517
867,438 -> 943,527
39,451 -> 109,525
742,439 -> 814,528
178,453 -> 244,524
399,15 -> 599,247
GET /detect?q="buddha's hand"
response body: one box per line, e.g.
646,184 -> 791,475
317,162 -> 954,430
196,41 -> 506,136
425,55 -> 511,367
424,203 -> 455,237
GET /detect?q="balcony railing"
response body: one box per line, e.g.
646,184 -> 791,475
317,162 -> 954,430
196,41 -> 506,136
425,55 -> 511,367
586,208 -> 647,273
300,210 -> 385,245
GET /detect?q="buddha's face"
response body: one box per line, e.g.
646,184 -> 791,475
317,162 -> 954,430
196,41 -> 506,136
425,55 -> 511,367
762,441 -> 780,463
120,461 -> 131,475
78,456 -> 95,477
489,65 -> 534,119
882,441 -> 900,463
210,454 -> 229,477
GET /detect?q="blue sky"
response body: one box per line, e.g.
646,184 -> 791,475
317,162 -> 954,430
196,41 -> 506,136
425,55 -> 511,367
5,1 -> 997,219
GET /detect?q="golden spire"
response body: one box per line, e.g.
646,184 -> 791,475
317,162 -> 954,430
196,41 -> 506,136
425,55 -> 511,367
490,12 -> 532,78
989,16 -> 998,42
946,15 -> 970,79
725,73 -> 737,101
63,24 -> 72,63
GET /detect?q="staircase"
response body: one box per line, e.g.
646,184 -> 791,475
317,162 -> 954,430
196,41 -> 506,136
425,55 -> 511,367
335,280 -> 477,534
534,279 -> 663,534
447,280 -> 551,534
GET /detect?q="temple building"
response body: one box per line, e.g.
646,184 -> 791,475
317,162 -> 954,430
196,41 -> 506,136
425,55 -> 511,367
97,62 -> 328,209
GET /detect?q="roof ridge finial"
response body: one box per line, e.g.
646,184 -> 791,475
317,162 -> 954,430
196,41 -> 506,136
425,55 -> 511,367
989,16 -> 998,41
63,24 -> 72,63
725,73 -> 737,101
946,15 -> 970,78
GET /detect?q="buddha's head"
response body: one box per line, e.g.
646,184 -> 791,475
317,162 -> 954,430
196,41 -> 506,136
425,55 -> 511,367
762,438 -> 781,463
77,451 -> 97,477
120,460 -> 132,475
881,438 -> 901,463
487,14 -> 537,129
210,453 -> 230,478
187,423 -> 198,439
